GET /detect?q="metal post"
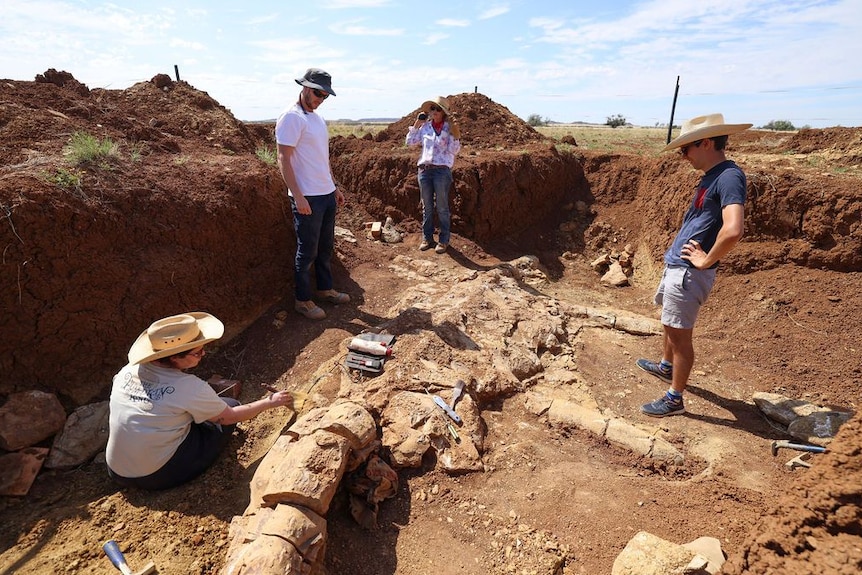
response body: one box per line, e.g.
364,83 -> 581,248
174,65 -> 181,82
667,76 -> 680,144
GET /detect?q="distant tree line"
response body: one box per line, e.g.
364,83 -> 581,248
605,114 -> 627,128
527,114 -> 550,127
524,115 -> 811,130
760,120 -> 810,131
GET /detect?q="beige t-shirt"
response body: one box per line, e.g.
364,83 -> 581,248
106,362 -> 227,478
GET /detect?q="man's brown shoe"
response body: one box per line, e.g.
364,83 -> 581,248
295,300 -> 326,320
316,289 -> 350,304
419,239 -> 434,251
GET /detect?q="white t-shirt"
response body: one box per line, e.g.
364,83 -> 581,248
106,363 -> 228,478
275,102 -> 335,197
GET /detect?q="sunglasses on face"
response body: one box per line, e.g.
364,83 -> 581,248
311,88 -> 329,100
680,139 -> 704,155
429,105 -> 442,112
185,348 -> 205,358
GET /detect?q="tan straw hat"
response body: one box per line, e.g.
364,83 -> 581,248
662,113 -> 752,152
127,312 -> 224,364
421,96 -> 450,116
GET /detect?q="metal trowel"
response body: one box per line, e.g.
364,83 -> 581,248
450,379 -> 465,409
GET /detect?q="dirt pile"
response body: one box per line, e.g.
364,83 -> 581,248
0,71 -> 860,574
1,71 -> 291,403
723,412 -> 862,575
332,91 -> 585,244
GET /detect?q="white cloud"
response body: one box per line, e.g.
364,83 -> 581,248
479,6 -> 510,20
169,38 -> 205,50
437,18 -> 470,27
244,13 -> 280,25
424,33 -> 450,45
330,20 -> 404,36
322,0 -> 392,8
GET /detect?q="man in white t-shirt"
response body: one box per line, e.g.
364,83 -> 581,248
276,68 -> 350,320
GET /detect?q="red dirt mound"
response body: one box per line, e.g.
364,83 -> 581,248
1,73 -> 291,404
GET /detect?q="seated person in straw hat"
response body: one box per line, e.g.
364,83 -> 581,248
106,312 -> 294,490
634,113 -> 752,418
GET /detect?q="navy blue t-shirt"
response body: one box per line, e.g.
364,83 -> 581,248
664,160 -> 746,268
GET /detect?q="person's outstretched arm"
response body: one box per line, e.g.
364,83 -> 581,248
209,390 -> 294,425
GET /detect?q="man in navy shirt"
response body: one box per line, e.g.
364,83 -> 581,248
636,114 -> 752,417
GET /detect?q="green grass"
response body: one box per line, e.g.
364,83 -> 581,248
328,122 -> 388,138
537,125 -> 670,155
129,144 -> 143,163
255,145 -> 277,166
554,143 -> 579,155
63,131 -> 120,166
44,167 -> 85,197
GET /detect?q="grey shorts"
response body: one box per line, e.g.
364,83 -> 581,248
654,265 -> 717,329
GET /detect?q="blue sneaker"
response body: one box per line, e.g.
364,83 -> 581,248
636,358 -> 673,384
641,395 -> 685,417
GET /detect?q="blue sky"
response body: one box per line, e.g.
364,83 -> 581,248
2,0 -> 861,128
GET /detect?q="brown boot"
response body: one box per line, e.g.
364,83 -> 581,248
316,289 -> 350,304
295,300 -> 326,320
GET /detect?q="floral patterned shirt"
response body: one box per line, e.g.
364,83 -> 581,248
406,121 -> 461,168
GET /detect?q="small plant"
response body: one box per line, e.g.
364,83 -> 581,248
255,145 -> 277,166
606,114 -> 627,128
63,131 -> 119,166
129,143 -> 143,162
173,155 -> 190,166
45,168 -> 84,193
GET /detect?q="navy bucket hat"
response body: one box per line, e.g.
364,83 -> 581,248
295,68 -> 336,96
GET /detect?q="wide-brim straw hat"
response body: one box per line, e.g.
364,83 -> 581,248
421,96 -> 450,116
127,312 -> 224,364
662,113 -> 752,152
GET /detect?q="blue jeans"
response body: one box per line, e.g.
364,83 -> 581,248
291,192 -> 337,301
418,166 -> 452,245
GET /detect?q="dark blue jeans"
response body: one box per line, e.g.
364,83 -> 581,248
292,192 -> 337,301
418,166 -> 452,245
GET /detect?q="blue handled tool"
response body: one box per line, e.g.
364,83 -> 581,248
424,388 -> 462,424
770,440 -> 827,456
431,394 -> 462,424
103,540 -> 156,575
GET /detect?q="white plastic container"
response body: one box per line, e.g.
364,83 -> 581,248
348,337 -> 392,356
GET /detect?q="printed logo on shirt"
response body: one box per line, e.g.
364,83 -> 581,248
121,371 -> 175,403
694,186 -> 708,209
